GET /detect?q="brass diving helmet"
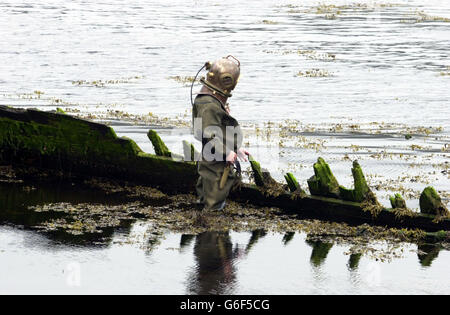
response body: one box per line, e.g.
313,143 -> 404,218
200,55 -> 241,98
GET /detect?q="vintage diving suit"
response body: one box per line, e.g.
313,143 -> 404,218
193,94 -> 242,210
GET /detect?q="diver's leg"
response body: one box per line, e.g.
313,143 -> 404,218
201,163 -> 236,211
195,175 -> 205,205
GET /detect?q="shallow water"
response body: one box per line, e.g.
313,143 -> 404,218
0,0 -> 449,294
2,225 -> 449,295
0,181 -> 449,295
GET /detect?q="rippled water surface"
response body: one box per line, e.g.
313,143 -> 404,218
2,226 -> 449,295
0,0 -> 449,294
0,181 -> 448,295
1,0 -> 449,206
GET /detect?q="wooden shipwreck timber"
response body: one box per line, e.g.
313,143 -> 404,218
0,105 -> 449,236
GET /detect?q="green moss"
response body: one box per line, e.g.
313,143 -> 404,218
0,114 -> 136,162
120,136 -> 143,155
182,140 -> 200,161
56,108 -> 66,114
284,172 -> 300,192
307,177 -> 321,195
147,130 -> 172,157
339,185 -> 354,201
435,230 -> 448,240
0,107 -> 198,191
338,161 -> 370,202
419,186 -> 449,216
249,155 -> 264,187
352,161 -> 369,201
307,157 -> 340,198
390,193 -> 407,209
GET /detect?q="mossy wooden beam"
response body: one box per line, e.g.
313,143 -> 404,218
284,172 -> 300,192
423,230 -> 449,243
307,157 -> 340,198
390,193 -> 407,209
249,155 -> 265,187
339,161 -> 371,202
147,130 -> 172,158
420,186 -> 449,217
1,106 -> 449,233
351,161 -> 370,201
0,106 -> 197,192
182,140 -> 200,162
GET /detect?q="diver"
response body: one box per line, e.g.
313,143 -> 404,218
191,55 -> 249,211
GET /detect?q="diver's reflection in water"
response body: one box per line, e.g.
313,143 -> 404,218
186,231 -> 239,295
180,234 -> 196,253
185,230 -> 267,294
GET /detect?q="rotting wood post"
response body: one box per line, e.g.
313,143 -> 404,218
147,130 -> 172,158
390,193 -> 407,209
182,140 -> 200,162
339,160 -> 371,202
249,155 -> 265,187
284,172 -> 300,192
420,186 -> 449,217
307,157 -> 340,198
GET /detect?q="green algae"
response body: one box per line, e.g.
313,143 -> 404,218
420,186 -> 449,217
247,155 -> 284,196
307,157 -> 340,198
390,193 -> 407,209
1,106 -> 448,234
284,172 -> 300,192
182,140 -> 200,161
339,161 -> 370,202
147,130 -> 172,157
249,155 -> 264,187
388,193 -> 418,220
351,161 -> 370,201
0,107 -> 197,191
